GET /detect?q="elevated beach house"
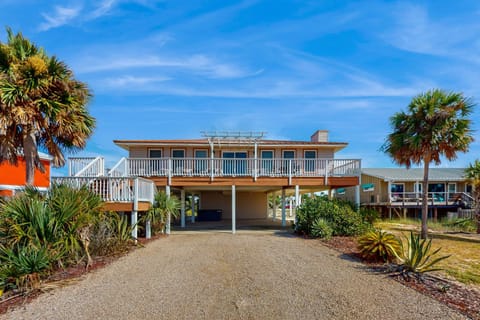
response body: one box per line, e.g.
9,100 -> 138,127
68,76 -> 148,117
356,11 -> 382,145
335,168 -> 474,220
54,130 -> 361,236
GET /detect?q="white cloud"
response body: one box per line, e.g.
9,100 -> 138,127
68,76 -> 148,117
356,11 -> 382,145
104,75 -> 171,87
90,0 -> 118,19
77,53 -> 258,79
39,5 -> 82,31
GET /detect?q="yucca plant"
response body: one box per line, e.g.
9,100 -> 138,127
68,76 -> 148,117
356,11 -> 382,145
0,244 -> 53,291
395,232 -> 450,278
357,230 -> 401,262
311,218 -> 333,239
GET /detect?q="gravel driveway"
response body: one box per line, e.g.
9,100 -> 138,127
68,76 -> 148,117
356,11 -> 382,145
1,230 -> 466,320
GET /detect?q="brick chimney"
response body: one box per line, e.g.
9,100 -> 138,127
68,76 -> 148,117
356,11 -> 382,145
310,130 -> 328,142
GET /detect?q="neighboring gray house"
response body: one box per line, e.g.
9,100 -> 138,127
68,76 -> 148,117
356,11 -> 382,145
335,168 -> 473,219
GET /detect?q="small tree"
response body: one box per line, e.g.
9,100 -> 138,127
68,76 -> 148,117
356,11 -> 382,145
0,27 -> 94,185
465,160 -> 480,234
382,89 -> 474,239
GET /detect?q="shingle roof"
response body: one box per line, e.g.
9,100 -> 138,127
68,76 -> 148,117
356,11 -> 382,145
113,139 -> 348,150
362,168 -> 466,182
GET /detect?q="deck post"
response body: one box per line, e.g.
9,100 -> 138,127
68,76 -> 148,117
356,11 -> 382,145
289,197 -> 293,217
145,220 -> 151,239
131,178 -> 139,241
324,159 -> 329,185
288,160 -> 292,185
232,185 -> 236,234
191,194 -> 196,223
272,191 -> 277,221
355,185 -> 360,209
165,185 -> 171,235
181,189 -> 186,228
281,188 -> 286,227
254,142 -> 258,181
295,185 -> 300,215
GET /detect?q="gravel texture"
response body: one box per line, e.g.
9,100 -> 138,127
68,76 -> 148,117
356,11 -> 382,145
1,230 -> 467,320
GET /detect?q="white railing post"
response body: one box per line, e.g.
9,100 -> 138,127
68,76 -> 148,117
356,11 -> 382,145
168,158 -> 172,185
325,159 -> 329,185
288,160 -> 292,185
132,178 -> 139,241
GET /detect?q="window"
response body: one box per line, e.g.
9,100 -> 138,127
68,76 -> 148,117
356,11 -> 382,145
304,150 -> 316,172
261,150 -> 274,174
194,150 -> 208,174
283,150 -> 295,159
428,183 -> 445,202
172,149 -> 185,174
222,152 -> 247,175
390,183 -> 404,201
172,149 -> 185,158
195,150 -> 207,158
283,150 -> 295,174
148,149 -> 163,175
149,149 -> 162,158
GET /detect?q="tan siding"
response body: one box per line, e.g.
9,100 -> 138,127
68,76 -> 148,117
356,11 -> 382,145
200,191 -> 268,219
129,147 -> 148,158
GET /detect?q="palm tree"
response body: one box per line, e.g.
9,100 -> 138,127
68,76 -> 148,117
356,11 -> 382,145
0,27 -> 94,185
146,191 -> 180,234
382,89 -> 474,239
465,160 -> 480,234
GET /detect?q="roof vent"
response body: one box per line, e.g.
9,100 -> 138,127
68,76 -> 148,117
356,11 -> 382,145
310,130 -> 328,142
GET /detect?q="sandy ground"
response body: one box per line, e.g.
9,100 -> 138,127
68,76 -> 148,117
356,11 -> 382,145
1,229 -> 467,320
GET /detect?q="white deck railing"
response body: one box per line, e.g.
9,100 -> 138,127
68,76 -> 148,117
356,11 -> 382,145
389,191 -> 473,207
52,176 -> 155,203
68,156 -> 104,177
118,158 -> 360,178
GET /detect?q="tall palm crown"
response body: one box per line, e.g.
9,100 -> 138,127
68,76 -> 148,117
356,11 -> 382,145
383,90 -> 473,167
382,89 -> 474,238
0,28 -> 95,184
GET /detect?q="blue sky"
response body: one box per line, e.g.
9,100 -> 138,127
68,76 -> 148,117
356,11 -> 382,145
1,1 -> 480,175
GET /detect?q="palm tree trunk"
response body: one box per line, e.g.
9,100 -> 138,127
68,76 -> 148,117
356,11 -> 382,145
23,132 -> 37,186
421,158 -> 430,239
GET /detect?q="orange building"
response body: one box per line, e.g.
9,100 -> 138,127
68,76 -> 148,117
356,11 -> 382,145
0,152 -> 52,197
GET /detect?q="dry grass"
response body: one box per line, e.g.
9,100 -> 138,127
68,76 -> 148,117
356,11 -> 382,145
377,220 -> 480,286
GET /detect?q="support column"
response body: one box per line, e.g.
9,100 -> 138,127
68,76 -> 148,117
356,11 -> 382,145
131,210 -> 138,240
295,185 -> 300,219
281,188 -> 286,227
272,192 -> 277,221
191,194 -> 196,223
355,185 -> 360,209
181,189 -> 186,228
132,178 -> 139,241
145,219 -> 151,239
165,185 -> 171,235
232,185 -> 236,234
295,185 -> 300,207
289,198 -> 293,217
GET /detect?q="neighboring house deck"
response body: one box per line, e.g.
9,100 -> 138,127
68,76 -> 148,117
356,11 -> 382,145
335,168 -> 474,219
53,130 -> 361,236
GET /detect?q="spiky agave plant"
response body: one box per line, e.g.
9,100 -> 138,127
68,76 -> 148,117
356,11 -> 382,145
395,232 -> 450,278
357,229 -> 401,262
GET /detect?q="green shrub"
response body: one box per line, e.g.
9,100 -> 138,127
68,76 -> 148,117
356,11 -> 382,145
90,212 -> 134,256
396,232 -> 450,277
442,218 -> 476,233
295,196 -> 365,237
311,218 -> 333,239
359,208 -> 380,225
357,230 -> 401,262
